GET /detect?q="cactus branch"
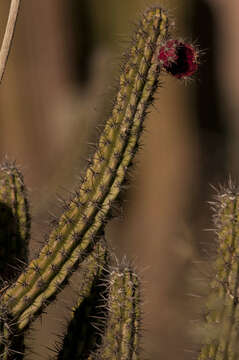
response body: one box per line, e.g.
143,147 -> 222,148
198,184 -> 239,359
0,160 -> 30,283
93,262 -> 141,360
0,5 -> 200,359
2,7 -> 170,332
56,240 -> 108,359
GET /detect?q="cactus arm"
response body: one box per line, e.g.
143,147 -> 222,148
56,240 -> 108,360
198,186 -> 239,360
2,7 -> 170,331
57,261 -> 141,360
93,264 -> 141,360
0,161 -> 30,359
0,160 -> 30,282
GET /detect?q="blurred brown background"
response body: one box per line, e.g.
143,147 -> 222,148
0,0 -> 239,359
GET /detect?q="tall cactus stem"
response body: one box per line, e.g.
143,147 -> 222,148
0,6 -> 199,360
198,184 -> 239,360
2,7 -> 170,332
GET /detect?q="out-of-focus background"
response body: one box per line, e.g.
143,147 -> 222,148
0,0 -> 239,359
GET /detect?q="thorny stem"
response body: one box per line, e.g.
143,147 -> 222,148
0,0 -> 21,84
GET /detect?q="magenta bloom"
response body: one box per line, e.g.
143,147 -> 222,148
158,40 -> 198,79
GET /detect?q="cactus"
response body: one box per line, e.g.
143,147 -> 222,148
197,184 -> 239,360
56,258 -> 141,360
0,160 -> 30,283
93,262 -> 141,360
56,239 -> 109,360
0,5 -> 199,360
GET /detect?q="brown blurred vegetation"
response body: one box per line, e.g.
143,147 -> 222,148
0,0 -> 239,359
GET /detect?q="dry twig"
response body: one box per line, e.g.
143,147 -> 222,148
0,0 -> 21,84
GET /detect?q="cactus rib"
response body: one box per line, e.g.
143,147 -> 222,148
2,7 -> 169,332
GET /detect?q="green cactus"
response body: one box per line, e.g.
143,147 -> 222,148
2,5 -> 169,333
0,160 -> 30,360
198,184 -> 239,360
56,258 -> 141,360
93,262 -> 141,360
0,5 -> 199,360
0,160 -> 30,283
56,239 -> 109,360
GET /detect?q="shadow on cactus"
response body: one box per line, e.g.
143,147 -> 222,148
0,6 -> 198,360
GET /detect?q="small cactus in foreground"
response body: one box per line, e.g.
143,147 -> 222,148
0,5 -> 199,360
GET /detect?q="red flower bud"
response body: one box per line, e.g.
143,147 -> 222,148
158,40 -> 198,79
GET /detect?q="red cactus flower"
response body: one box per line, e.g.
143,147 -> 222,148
158,40 -> 198,79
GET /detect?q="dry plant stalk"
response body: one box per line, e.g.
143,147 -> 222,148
0,0 -> 21,84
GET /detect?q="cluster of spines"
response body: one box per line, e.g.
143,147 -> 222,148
198,184 -> 239,360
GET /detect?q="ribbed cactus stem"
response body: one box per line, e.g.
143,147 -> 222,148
56,240 -> 108,359
93,262 -> 141,360
56,258 -> 141,360
0,160 -> 30,282
0,4 -> 201,360
2,7 -> 170,331
0,319 -> 24,360
198,185 -> 239,360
